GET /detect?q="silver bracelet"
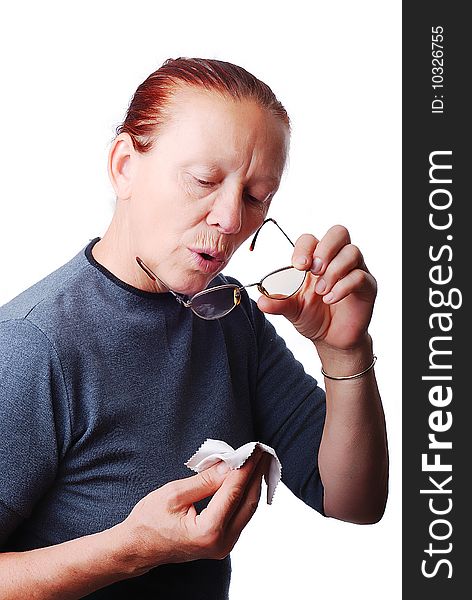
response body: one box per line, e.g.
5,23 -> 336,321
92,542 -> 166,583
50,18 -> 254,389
321,355 -> 377,381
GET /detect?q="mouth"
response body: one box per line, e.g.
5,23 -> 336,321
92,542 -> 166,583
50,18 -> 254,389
189,248 -> 227,274
191,247 -> 227,262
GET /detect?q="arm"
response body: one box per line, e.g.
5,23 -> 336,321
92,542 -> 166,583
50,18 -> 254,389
257,225 -> 388,524
0,524 -> 134,600
316,336 -> 388,523
0,451 -> 269,600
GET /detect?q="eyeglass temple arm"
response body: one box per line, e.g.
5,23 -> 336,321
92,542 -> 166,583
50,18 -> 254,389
249,217 -> 296,251
135,257 -> 192,307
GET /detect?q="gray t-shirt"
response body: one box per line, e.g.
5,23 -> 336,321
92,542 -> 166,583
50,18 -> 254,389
0,238 -> 326,598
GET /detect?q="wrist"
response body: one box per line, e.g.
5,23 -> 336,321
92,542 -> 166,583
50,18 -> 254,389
103,521 -> 155,579
314,334 -> 374,379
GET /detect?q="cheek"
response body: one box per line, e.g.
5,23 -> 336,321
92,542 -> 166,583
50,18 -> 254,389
244,202 -> 269,232
131,171 -> 186,225
229,211 -> 265,255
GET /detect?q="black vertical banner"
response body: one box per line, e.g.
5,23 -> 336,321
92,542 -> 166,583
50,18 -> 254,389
403,3 -> 470,598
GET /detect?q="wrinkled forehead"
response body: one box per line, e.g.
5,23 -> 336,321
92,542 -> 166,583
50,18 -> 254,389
156,86 -> 290,176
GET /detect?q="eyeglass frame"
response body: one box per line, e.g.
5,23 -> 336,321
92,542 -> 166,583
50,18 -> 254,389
135,218 -> 307,320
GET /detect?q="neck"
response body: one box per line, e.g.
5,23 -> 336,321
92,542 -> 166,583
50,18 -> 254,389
92,202 -> 165,293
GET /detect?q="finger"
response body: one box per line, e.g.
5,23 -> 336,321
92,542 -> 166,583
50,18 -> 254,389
314,244 -> 364,296
225,453 -> 272,543
198,448 -> 264,530
322,269 -> 377,305
256,289 -> 302,320
309,225 -> 351,276
256,270 -> 322,319
291,234 -> 319,270
168,461 -> 232,510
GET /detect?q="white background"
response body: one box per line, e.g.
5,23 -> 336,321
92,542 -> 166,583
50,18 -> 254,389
0,1 -> 401,598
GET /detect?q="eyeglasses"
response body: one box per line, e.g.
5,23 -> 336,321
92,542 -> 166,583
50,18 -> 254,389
135,218 -> 307,320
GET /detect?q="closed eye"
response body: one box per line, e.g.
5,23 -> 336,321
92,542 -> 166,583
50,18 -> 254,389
191,174 -> 272,206
194,177 -> 215,187
244,190 -> 272,205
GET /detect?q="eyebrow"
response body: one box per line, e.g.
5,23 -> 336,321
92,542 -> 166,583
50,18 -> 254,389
185,163 -> 221,174
255,175 -> 280,186
184,162 -> 280,186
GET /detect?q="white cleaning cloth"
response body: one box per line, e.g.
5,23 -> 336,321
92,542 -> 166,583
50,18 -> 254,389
185,438 -> 282,504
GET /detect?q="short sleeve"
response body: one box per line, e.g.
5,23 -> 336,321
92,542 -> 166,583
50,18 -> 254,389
250,306 -> 326,515
0,318 -> 70,545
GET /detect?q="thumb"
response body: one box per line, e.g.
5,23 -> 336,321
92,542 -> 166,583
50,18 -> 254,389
173,461 -> 231,507
257,293 -> 300,320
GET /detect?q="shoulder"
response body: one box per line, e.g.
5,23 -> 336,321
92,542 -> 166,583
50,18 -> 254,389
0,241 -> 93,339
0,317 -> 53,352
0,318 -> 67,400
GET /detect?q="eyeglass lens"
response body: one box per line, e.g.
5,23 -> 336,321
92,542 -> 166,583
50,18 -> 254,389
190,286 -> 240,319
259,267 -> 306,299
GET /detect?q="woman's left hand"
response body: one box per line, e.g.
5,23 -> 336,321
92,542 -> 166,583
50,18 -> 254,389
257,225 -> 377,350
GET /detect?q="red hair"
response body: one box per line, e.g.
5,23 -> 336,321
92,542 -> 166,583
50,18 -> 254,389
115,57 -> 290,153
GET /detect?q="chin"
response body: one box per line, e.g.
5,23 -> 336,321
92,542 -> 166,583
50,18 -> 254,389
170,273 -> 216,297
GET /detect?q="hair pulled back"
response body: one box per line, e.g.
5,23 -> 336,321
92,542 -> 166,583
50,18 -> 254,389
115,57 -> 290,153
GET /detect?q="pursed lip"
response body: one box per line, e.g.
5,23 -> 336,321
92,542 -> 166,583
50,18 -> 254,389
189,247 -> 227,263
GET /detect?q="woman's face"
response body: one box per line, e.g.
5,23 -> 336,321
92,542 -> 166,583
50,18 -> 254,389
126,87 -> 289,295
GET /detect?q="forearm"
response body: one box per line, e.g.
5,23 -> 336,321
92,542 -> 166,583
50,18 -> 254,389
0,523 -> 145,600
316,335 -> 389,524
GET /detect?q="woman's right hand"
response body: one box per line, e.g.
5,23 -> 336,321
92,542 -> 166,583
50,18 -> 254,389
119,447 -> 269,575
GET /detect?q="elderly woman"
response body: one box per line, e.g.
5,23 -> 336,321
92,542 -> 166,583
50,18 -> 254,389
0,58 -> 388,599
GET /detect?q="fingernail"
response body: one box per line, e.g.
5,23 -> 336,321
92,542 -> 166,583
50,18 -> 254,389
315,278 -> 326,294
295,256 -> 308,266
311,257 -> 323,274
324,292 -> 334,303
217,461 -> 230,474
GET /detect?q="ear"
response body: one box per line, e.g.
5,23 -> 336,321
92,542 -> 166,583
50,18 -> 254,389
107,133 -> 137,200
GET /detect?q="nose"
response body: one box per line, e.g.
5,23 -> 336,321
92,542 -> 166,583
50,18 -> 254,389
206,187 -> 243,235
